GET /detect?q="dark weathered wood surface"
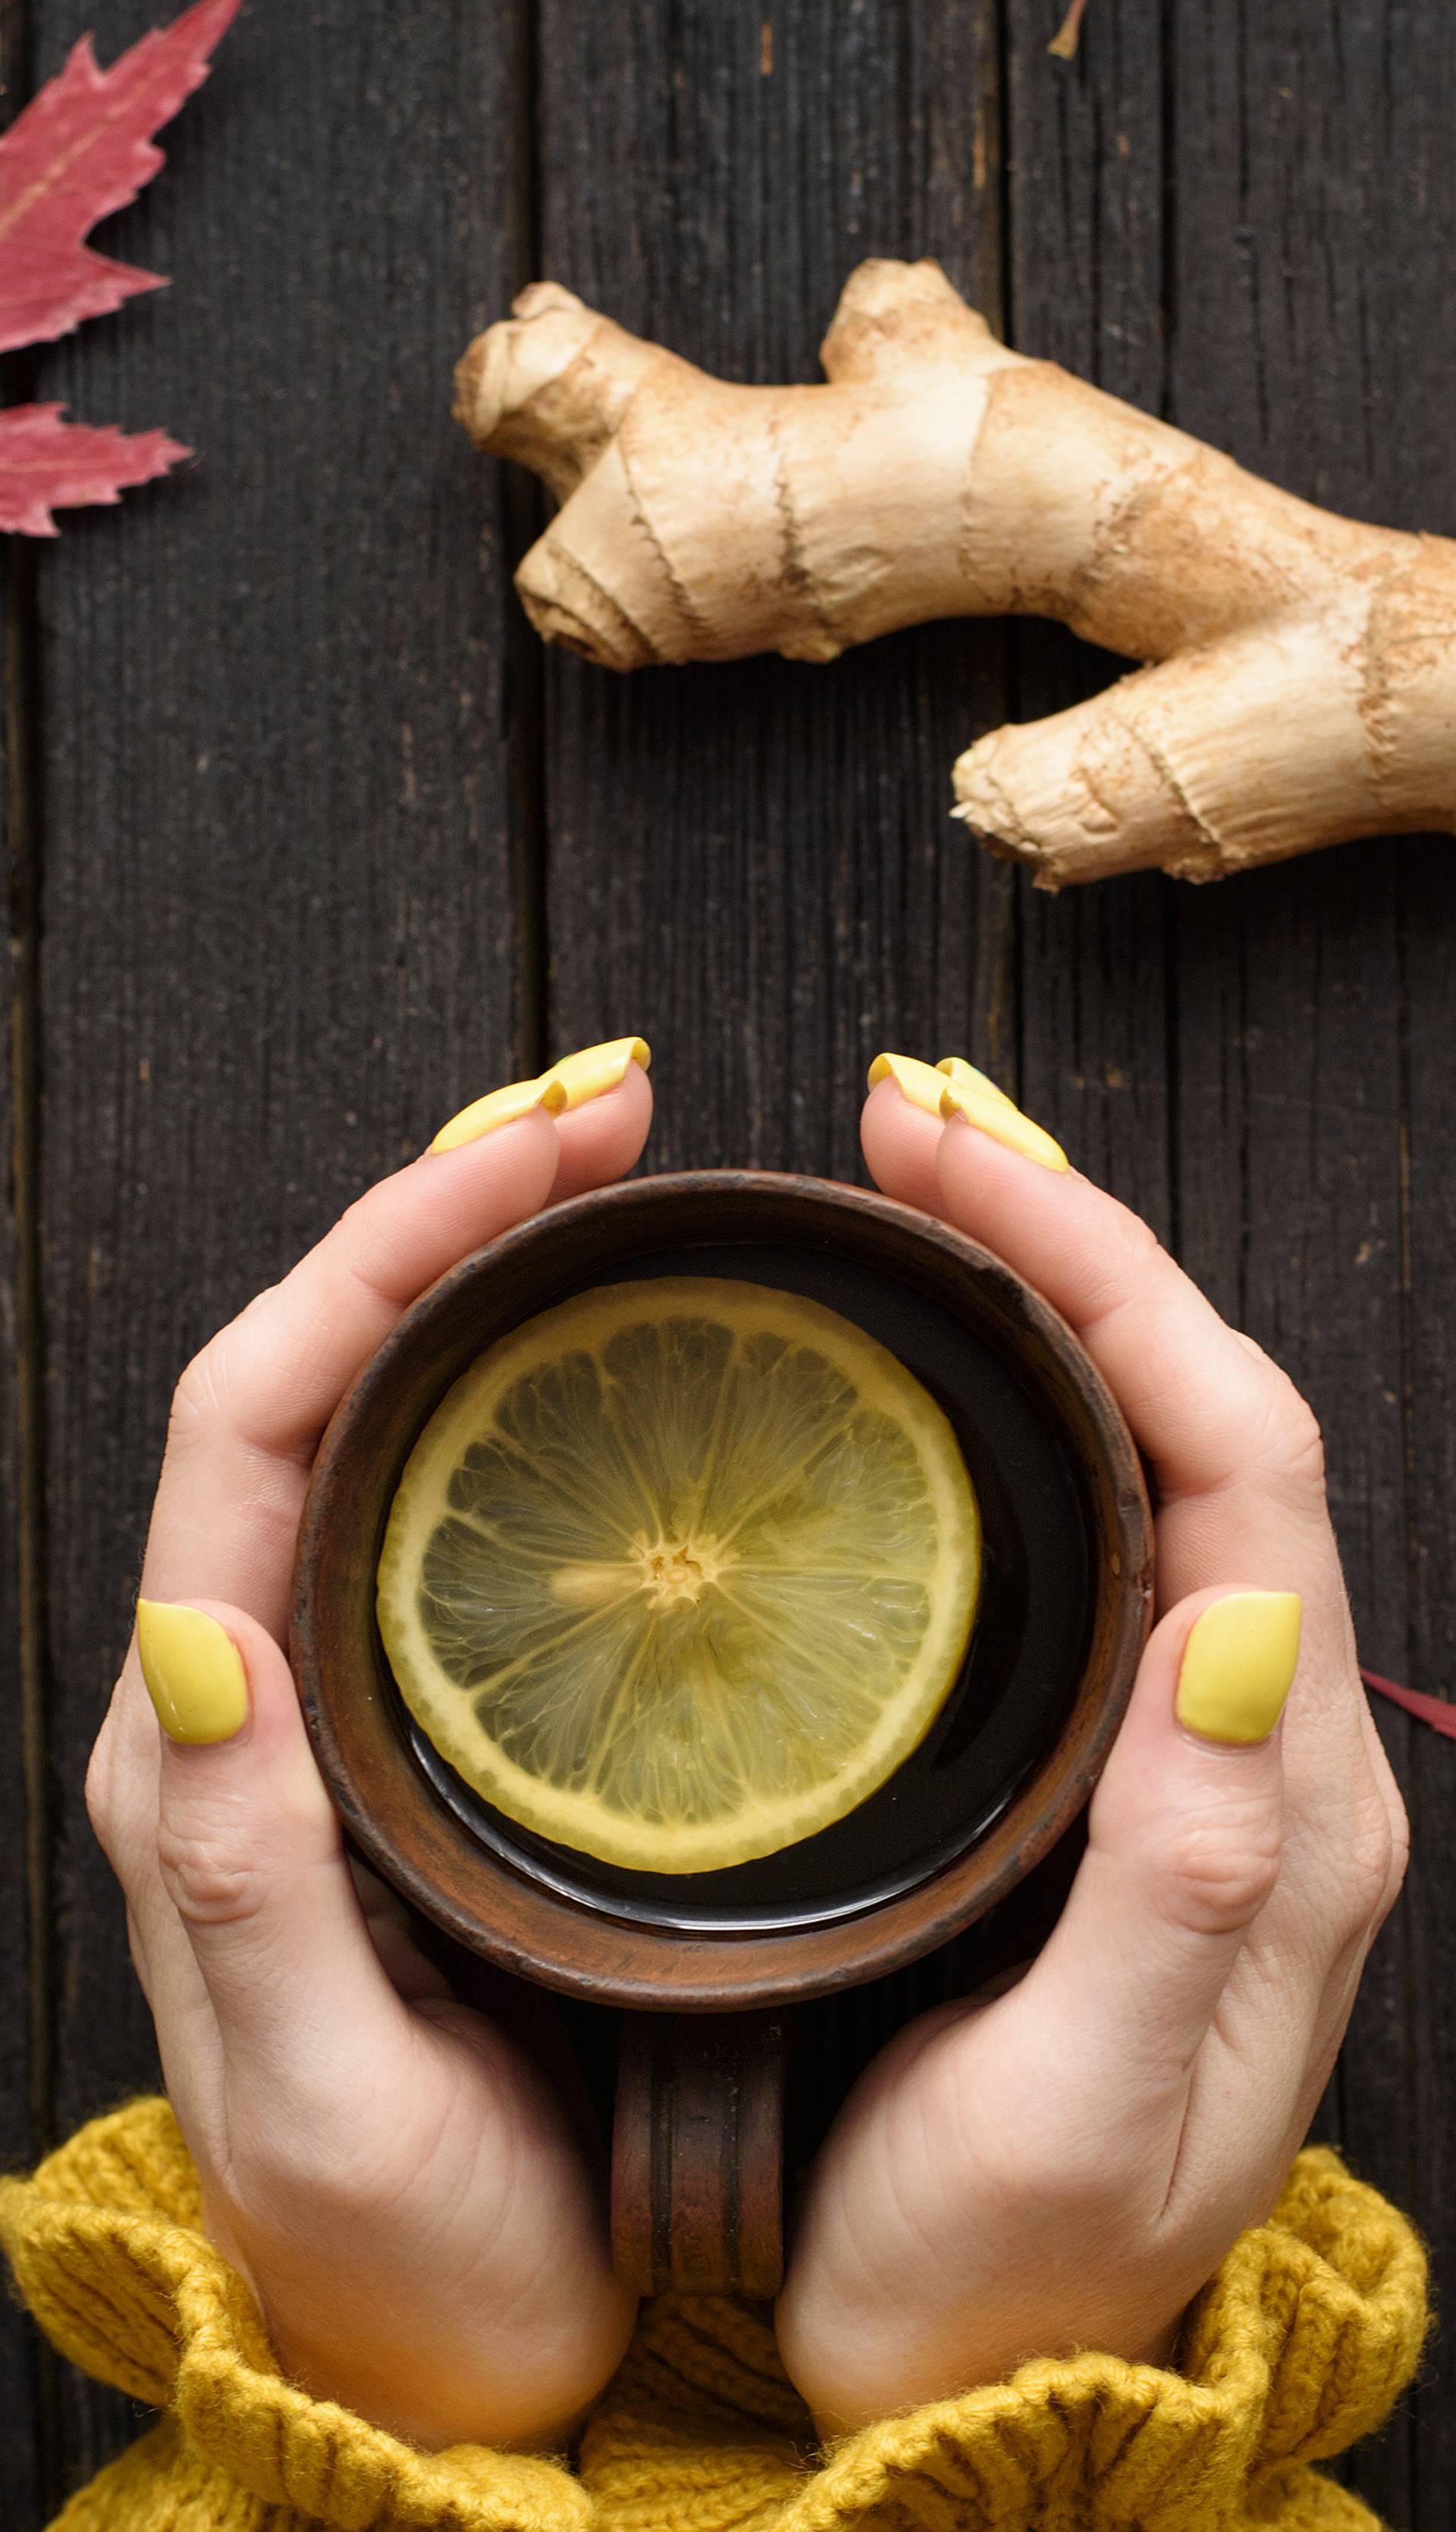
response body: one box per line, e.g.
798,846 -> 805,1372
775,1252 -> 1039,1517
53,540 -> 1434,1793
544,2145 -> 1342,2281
0,0 -> 1451,2519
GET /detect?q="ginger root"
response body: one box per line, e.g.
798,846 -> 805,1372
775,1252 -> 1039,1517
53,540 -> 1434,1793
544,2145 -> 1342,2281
454,257 -> 1456,887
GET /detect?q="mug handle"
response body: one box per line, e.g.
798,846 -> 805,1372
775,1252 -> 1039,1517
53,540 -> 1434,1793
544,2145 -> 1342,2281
612,2008 -> 787,2296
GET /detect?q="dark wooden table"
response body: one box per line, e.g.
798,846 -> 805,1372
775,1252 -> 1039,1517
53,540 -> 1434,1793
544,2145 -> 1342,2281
1,1 -> 1451,2520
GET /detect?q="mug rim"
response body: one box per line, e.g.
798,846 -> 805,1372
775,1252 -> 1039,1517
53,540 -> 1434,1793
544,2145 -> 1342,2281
292,1169 -> 1154,2011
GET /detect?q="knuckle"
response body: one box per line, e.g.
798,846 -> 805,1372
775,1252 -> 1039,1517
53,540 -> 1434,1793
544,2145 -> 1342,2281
1381,1794 -> 1412,1920
1078,1210 -> 1163,1327
84,1733 -> 118,1857
156,1819 -> 267,1932
169,1337 -> 231,1444
1156,1812 -> 1282,1940
1335,1796 -> 1406,1941
232,2118 -> 405,2230
1257,1370 -> 1326,1490
996,2145 -> 1138,2247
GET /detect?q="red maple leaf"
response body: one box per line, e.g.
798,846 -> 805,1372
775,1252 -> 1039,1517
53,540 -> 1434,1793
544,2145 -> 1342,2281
0,0 -> 240,536
0,403 -> 184,536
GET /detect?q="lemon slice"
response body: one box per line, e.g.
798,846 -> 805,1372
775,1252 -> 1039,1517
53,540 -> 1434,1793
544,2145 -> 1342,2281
376,1277 -> 981,1873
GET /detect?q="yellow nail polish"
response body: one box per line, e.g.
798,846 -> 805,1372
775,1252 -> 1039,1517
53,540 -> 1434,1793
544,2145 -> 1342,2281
541,1035 -> 651,1110
1175,1592 -> 1302,1745
136,1602 -> 249,1746
867,1052 -> 947,1117
936,1054 -> 1017,1110
938,1079 -> 1070,1173
430,1075 -> 566,1154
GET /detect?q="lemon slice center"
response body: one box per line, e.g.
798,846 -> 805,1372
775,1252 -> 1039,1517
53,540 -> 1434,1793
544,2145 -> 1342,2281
550,1528 -> 737,1612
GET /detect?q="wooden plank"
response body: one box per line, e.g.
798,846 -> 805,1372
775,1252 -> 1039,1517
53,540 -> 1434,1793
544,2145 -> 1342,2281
2,0 -> 59,2503
533,0 -> 1010,1181
1165,3 -> 1454,2517
1,545 -> 49,2532
1403,830 -> 1456,2524
1368,8 -> 1456,2520
1003,8 -> 1174,1237
29,0 -> 521,2491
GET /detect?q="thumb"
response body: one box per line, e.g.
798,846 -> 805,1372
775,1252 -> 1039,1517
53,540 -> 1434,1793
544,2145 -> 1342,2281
136,1599 -> 410,2087
1018,1588 -> 1301,2109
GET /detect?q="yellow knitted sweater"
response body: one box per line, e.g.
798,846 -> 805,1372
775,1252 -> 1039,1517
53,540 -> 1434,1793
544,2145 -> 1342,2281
0,2100 -> 1429,2532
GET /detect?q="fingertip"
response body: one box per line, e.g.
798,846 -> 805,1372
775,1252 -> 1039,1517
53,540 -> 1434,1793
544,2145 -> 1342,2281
935,1105 -> 1080,1222
428,1079 -> 566,1156
1102,1587 -> 1299,1773
551,1055 -> 653,1200
138,1597 -> 315,1768
1173,1590 -> 1302,1748
860,1074 -> 946,1216
421,1098 -> 563,1189
137,1600 -> 249,1747
939,1096 -> 1070,1175
394,1106 -> 566,1262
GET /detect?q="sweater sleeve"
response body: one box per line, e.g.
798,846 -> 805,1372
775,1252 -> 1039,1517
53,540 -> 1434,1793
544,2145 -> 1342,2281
0,2098 -> 591,2531
0,2101 -> 1427,2532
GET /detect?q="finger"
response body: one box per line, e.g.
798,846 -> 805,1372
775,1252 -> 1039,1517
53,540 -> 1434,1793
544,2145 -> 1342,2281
134,1600 -> 415,2139
348,1858 -> 457,2006
861,1057 -> 948,1214
549,1044 -> 653,1200
864,1063 -> 1317,1506
1007,1588 -> 1297,2135
144,1055 -> 652,1629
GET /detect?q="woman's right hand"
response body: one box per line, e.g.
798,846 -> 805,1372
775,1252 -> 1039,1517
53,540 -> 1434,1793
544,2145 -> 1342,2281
84,1045 -> 652,2454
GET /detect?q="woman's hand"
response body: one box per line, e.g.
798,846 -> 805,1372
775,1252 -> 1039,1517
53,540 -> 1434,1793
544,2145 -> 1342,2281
84,1045 -> 652,2454
777,1055 -> 1408,2435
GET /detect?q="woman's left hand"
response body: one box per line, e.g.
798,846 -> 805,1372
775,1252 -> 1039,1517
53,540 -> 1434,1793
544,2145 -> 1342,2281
776,1060 -> 1408,2435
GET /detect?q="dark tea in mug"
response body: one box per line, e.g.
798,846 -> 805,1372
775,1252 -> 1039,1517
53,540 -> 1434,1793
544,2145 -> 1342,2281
293,1173 -> 1152,2012
400,1235 -> 1093,1938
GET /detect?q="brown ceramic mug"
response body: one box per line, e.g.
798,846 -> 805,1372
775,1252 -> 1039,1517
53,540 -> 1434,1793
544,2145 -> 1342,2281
290,1171 -> 1153,2297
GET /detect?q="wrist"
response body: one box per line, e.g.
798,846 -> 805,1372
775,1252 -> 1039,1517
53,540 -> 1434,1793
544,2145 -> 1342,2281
262,2281 -> 637,2453
217,2201 -> 638,2452
780,2280 -> 1192,2438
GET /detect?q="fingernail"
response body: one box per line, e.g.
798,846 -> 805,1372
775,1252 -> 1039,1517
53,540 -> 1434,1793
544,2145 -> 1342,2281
136,1603 -> 249,1746
430,1075 -> 568,1155
939,1079 -> 1070,1173
542,1035 -> 651,1109
936,1054 -> 1017,1110
1175,1592 -> 1302,1745
867,1051 -> 947,1116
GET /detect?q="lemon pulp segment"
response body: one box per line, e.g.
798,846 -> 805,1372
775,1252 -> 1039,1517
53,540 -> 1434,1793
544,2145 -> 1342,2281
375,1277 -> 981,1873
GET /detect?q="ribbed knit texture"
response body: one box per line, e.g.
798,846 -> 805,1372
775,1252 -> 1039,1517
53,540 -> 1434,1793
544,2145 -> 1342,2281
0,2099 -> 1428,2531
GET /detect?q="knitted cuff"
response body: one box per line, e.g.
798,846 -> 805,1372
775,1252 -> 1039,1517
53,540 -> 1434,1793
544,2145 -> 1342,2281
0,2099 -> 589,2531
581,2150 -> 1429,2532
0,2105 -> 1428,2532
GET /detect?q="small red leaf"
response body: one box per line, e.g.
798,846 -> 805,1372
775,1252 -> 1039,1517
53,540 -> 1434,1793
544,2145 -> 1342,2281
0,0 -> 242,356
1361,1665 -> 1456,1742
0,402 -> 187,536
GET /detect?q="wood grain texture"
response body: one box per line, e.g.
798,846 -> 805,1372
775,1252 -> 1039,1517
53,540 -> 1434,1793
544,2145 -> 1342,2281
0,549 -> 47,2532
2,0 -> 61,2507
24,0 -> 520,2492
2,0 -> 1453,2508
1355,11 -> 1456,2520
533,0 -> 1011,1179
1164,5 -> 1454,2518
1003,2 -> 1174,1241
